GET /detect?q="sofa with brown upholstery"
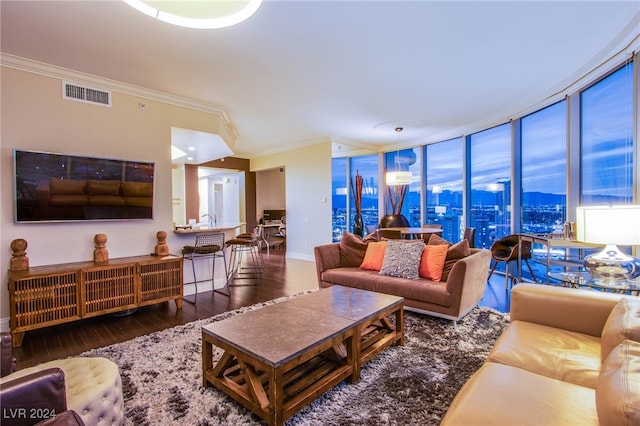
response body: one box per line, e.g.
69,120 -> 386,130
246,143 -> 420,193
314,232 -> 492,323
441,283 -> 640,426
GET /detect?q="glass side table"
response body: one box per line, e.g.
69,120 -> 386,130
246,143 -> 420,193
548,271 -> 639,296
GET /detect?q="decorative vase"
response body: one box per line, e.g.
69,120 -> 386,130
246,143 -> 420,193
353,213 -> 364,237
379,214 -> 410,228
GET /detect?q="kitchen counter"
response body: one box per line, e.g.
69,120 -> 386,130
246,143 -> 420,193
173,222 -> 246,235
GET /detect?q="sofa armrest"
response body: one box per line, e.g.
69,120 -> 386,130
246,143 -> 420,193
511,283 -> 625,337
1,332 -> 17,377
445,249 -> 491,312
314,243 -> 342,285
0,368 -> 68,426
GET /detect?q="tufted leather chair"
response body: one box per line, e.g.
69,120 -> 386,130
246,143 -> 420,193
0,333 -> 123,426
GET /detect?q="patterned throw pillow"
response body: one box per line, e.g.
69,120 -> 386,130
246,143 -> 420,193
379,240 -> 425,279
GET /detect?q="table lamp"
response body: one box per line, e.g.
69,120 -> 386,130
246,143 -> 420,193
576,205 -> 640,281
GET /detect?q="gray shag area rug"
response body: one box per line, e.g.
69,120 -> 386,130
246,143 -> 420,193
83,294 -> 509,425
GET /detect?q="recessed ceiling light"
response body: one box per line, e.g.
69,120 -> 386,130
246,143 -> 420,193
188,146 -> 195,151
122,0 -> 262,29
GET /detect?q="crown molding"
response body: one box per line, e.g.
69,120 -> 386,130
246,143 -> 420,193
0,53 -> 239,141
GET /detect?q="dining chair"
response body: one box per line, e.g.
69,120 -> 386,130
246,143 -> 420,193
463,227 -> 476,248
487,234 -> 537,289
366,224 -> 379,235
377,229 -> 402,239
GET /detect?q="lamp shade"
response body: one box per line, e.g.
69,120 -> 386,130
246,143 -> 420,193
576,205 -> 640,245
385,171 -> 412,186
123,0 -> 262,29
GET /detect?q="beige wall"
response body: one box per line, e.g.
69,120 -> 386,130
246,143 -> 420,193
252,143 -> 333,261
256,167 -> 286,220
0,67 -> 233,324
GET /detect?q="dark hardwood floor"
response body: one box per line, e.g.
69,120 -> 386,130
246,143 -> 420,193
11,249 -> 510,369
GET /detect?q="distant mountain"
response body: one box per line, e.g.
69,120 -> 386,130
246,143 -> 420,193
333,189 -> 626,210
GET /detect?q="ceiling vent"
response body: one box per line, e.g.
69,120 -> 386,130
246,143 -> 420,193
62,81 -> 111,107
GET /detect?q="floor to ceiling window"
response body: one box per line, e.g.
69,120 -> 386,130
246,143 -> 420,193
521,101 -> 567,234
383,148 -> 421,226
330,57 -> 637,263
331,154 -> 380,242
469,124 -> 512,249
424,138 -> 464,243
351,154 -> 379,234
331,157 -> 347,241
581,62 -> 635,205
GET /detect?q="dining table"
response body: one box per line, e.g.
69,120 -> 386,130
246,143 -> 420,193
383,227 -> 443,240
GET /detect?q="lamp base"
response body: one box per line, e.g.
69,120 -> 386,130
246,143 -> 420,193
584,244 -> 640,282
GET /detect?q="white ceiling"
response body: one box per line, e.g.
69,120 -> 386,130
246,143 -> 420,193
1,1 -> 639,159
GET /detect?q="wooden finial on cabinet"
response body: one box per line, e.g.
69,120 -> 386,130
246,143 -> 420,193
94,233 -> 109,263
155,231 -> 169,256
10,239 -> 29,272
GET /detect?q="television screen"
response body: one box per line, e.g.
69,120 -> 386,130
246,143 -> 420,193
14,149 -> 155,223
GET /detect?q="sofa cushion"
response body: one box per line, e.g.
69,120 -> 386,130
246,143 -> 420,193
380,240 -> 424,279
321,267 -> 453,307
49,195 -> 88,207
600,297 -> 640,361
359,241 -> 387,271
87,180 -> 120,195
49,179 -> 86,195
596,339 -> 640,426
419,244 -> 448,281
121,181 -> 153,197
339,231 -> 368,267
442,239 -> 471,281
487,320 -> 601,388
440,362 -> 598,426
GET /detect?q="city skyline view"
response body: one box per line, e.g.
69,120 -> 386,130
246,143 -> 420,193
331,61 -> 635,252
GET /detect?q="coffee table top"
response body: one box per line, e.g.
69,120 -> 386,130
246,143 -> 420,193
202,287 -> 403,367
286,285 -> 403,322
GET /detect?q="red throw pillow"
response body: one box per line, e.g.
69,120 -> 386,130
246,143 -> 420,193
419,244 -> 449,281
360,241 -> 387,271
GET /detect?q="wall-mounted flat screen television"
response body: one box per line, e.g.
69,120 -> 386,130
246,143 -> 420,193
14,149 -> 155,223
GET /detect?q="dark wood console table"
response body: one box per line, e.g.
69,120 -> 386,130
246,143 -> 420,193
8,254 -> 183,347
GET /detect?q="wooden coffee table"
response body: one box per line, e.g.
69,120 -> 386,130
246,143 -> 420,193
202,286 -> 404,426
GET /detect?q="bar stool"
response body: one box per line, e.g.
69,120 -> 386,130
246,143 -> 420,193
225,227 -> 264,287
182,232 -> 228,304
